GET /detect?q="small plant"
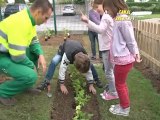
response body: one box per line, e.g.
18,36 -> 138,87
44,29 -> 54,41
70,66 -> 93,120
63,28 -> 70,41
73,107 -> 93,120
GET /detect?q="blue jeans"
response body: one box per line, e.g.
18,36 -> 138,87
45,54 -> 62,81
101,50 -> 116,93
88,31 -> 102,58
43,54 -> 99,82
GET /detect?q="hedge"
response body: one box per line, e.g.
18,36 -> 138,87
126,2 -> 158,7
127,2 -> 160,13
58,0 -> 84,4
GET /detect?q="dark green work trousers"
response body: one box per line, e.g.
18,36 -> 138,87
0,49 -> 38,98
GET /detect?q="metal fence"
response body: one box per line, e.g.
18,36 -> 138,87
37,1 -> 92,34
0,1 -> 93,34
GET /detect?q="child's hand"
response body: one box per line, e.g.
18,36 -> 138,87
135,54 -> 142,63
60,84 -> 68,94
89,84 -> 96,94
81,12 -> 88,23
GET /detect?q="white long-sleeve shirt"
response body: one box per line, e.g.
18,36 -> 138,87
58,53 -> 94,84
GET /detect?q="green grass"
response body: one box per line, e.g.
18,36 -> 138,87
96,65 -> 160,120
0,46 -> 58,120
133,14 -> 160,20
0,45 -> 160,120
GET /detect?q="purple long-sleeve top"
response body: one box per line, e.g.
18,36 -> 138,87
89,9 -> 100,25
111,16 -> 139,57
110,14 -> 140,65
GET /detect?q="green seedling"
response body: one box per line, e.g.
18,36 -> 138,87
70,66 -> 92,120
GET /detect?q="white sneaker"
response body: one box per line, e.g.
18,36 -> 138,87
110,104 -> 120,108
109,104 -> 130,116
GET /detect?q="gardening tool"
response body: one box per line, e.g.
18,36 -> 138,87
46,83 -> 52,98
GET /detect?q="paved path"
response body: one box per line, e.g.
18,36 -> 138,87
36,15 -> 88,33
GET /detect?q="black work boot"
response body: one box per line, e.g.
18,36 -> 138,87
37,80 -> 50,90
95,79 -> 103,88
0,97 -> 16,106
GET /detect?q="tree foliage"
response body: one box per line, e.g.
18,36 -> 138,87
149,0 -> 158,2
126,0 -> 134,2
0,0 -> 6,6
74,0 -> 85,4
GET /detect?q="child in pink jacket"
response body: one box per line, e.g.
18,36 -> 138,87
104,0 -> 141,116
81,1 -> 118,101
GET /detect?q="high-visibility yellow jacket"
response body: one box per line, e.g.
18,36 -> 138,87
0,8 -> 43,69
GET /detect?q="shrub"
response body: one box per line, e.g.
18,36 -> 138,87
152,4 -> 160,13
59,0 -> 72,4
149,0 -> 158,2
127,2 -> 160,13
74,0 -> 85,4
127,2 -> 158,7
59,0 -> 85,4
130,6 -> 142,12
127,0 -> 134,2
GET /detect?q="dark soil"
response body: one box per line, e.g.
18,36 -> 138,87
50,74 -> 75,120
82,88 -> 101,120
50,73 -> 101,120
39,34 -> 83,46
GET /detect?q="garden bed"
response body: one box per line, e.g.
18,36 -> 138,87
39,34 -> 160,119
39,34 -> 83,46
50,72 -> 101,120
39,34 -> 101,120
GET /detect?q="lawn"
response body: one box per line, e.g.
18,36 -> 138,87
133,14 -> 160,20
0,35 -> 160,120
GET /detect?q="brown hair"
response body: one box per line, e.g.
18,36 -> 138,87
30,0 -> 53,14
103,0 -> 128,18
92,3 -> 99,9
74,52 -> 90,73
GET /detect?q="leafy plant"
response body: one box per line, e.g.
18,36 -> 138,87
63,28 -> 70,40
44,29 -> 54,41
70,67 -> 93,120
73,108 -> 93,120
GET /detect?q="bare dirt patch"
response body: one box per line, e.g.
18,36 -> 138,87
39,34 -> 83,46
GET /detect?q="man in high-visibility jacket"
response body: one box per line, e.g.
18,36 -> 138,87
0,0 -> 53,106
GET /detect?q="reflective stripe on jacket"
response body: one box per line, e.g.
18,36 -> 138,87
0,9 -> 38,62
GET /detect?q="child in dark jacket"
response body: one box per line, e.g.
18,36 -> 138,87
37,40 -> 103,94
